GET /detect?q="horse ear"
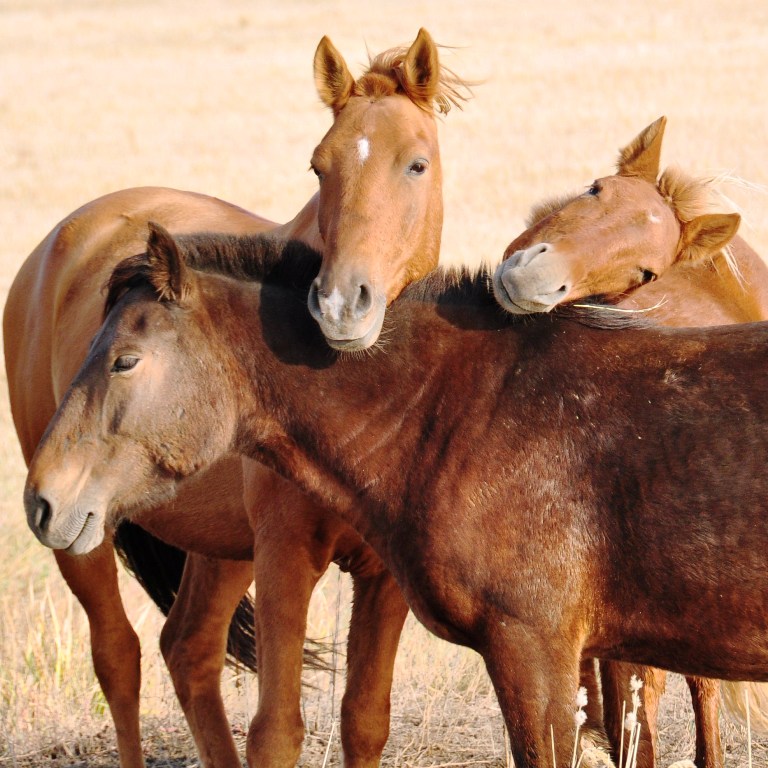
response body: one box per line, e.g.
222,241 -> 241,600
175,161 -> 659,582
314,36 -> 355,115
617,116 -> 667,183
401,28 -> 440,108
146,222 -> 192,303
679,212 -> 741,262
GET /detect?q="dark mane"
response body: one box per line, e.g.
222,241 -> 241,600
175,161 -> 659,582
400,267 -> 651,330
104,231 -> 647,332
176,232 -> 322,286
104,233 -> 322,319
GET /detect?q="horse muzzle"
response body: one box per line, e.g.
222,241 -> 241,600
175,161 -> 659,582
307,277 -> 387,351
24,484 -> 106,555
492,243 -> 573,315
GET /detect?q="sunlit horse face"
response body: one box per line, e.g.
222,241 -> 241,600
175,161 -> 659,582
307,29 -> 449,350
23,281 -> 231,556
493,117 -> 740,314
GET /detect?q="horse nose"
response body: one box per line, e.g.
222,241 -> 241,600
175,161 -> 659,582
308,277 -> 375,323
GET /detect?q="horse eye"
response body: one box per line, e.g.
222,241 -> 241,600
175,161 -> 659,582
407,159 -> 428,176
310,164 -> 324,183
586,182 -> 600,196
111,355 -> 139,373
640,269 -> 657,285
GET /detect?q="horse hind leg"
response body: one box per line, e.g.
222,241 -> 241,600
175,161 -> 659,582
54,541 -> 146,768
600,660 -> 658,768
160,554 -> 253,768
578,657 -> 610,752
341,565 -> 410,767
687,676 -> 723,768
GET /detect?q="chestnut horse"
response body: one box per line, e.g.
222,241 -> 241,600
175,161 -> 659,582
493,116 -> 768,768
25,225 -> 768,768
4,29 -> 470,768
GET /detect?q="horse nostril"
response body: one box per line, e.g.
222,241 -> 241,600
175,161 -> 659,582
307,280 -> 322,317
355,283 -> 373,316
33,493 -> 52,532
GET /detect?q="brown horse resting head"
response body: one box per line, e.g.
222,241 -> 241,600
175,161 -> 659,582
23,224 -> 768,766
492,116 -> 741,314
308,27 -> 471,350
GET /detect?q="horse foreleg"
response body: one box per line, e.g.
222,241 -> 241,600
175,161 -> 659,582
160,554 -> 252,768
484,625 -> 581,768
686,676 -> 723,768
341,567 -> 409,767
54,541 -> 145,768
600,660 -> 658,768
245,475 -> 336,768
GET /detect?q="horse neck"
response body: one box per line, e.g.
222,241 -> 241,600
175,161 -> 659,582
616,235 -> 768,327
221,280 -> 508,539
269,193 -> 324,251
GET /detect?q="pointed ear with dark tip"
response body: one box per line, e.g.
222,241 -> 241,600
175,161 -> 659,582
679,212 -> 741,262
145,221 -> 192,303
314,35 -> 355,115
616,116 -> 667,183
401,27 -> 440,107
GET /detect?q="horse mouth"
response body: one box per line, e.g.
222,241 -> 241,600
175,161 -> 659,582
64,511 -> 105,555
315,302 -> 387,351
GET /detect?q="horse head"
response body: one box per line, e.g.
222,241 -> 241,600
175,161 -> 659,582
493,116 -> 740,314
23,225 -> 237,555
307,28 -> 469,350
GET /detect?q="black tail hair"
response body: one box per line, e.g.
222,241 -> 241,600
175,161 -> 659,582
113,521 -> 331,672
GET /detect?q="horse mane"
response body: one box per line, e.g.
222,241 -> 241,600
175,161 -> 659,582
103,231 -> 644,332
525,192 -> 579,228
400,266 -> 649,330
103,233 -> 321,319
657,165 -> 723,222
356,44 -> 473,115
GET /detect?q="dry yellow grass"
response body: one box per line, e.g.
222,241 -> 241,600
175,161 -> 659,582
1,1 -> 767,766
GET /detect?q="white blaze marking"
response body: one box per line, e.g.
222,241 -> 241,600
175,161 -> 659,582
326,286 -> 345,321
357,137 -> 370,164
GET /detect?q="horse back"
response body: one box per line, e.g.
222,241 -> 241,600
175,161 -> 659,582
3,186 -> 276,463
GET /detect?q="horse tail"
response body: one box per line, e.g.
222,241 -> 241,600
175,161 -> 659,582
113,520 -> 259,671
720,681 -> 768,735
112,521 -> 332,673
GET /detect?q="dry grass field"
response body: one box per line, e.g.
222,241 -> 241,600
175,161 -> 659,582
1,1 -> 768,766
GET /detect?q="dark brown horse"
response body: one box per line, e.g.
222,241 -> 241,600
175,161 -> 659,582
25,226 -> 768,768
493,116 -> 768,768
4,30 -> 470,768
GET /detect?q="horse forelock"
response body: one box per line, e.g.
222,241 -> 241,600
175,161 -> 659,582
657,165 -> 741,276
657,165 -> 719,223
360,44 -> 472,115
103,254 -> 155,320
